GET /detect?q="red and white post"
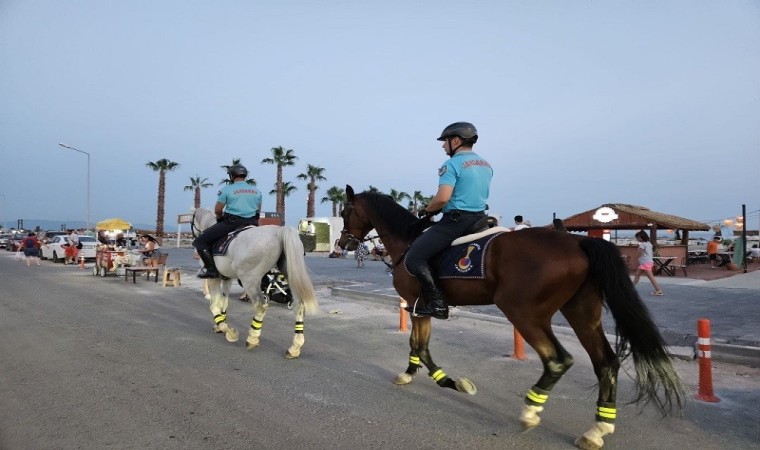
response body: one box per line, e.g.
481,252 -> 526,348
398,297 -> 408,332
512,329 -> 527,360
694,318 -> 720,403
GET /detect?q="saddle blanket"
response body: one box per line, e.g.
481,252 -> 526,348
212,225 -> 256,256
423,232 -> 505,280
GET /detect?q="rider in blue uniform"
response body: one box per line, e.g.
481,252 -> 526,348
405,122 -> 493,319
193,164 -> 262,278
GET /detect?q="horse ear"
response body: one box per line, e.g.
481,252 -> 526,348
346,185 -> 355,200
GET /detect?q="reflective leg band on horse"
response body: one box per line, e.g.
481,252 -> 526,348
214,313 -> 226,325
429,366 -> 455,389
403,354 -> 422,376
595,401 -> 617,423
251,318 -> 263,331
525,385 -> 550,407
294,321 -> 304,334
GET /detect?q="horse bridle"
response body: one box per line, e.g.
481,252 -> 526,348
341,201 -> 401,271
340,202 -> 374,246
190,210 -> 201,239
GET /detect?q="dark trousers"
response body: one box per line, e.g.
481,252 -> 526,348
193,216 -> 259,252
406,211 -> 485,275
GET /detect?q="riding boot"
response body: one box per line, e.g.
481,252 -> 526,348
196,248 -> 220,279
405,266 -> 449,320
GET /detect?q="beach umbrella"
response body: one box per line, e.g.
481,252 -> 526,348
95,218 -> 132,231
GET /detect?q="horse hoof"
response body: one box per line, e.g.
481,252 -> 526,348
245,341 -> 259,350
574,435 -> 603,450
394,373 -> 413,385
225,329 -> 239,342
284,350 -> 300,359
520,418 -> 541,430
519,404 -> 543,430
455,378 -> 477,395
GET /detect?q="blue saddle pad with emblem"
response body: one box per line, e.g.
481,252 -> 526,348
433,232 -> 505,279
211,225 -> 256,256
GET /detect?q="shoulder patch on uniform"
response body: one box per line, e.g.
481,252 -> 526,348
217,190 -> 222,196
438,166 -> 447,176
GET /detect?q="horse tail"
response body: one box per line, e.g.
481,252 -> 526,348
280,227 -> 319,315
579,237 -> 685,414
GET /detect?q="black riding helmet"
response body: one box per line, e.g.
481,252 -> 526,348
438,122 -> 478,157
227,164 -> 248,180
437,122 -> 478,143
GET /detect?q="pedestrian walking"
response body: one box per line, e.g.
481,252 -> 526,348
632,230 -> 663,296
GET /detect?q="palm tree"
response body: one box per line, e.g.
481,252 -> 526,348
269,181 -> 297,225
409,190 -> 426,213
219,158 -> 256,185
367,185 -> 382,194
296,164 -> 327,218
389,189 -> 410,205
183,175 -> 213,209
321,186 -> 346,217
146,158 -> 180,238
262,146 -> 298,225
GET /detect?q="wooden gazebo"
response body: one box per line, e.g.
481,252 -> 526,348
561,203 -> 710,267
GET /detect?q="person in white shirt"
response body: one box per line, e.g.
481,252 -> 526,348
65,229 -> 80,264
513,215 -> 530,231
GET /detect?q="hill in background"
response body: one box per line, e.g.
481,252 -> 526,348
1,219 -> 154,233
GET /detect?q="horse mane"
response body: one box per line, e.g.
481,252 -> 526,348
357,191 -> 423,240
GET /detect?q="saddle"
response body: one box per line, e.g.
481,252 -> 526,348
404,216 -> 510,279
211,225 -> 256,256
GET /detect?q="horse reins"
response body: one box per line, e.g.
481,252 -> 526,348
341,201 -> 404,271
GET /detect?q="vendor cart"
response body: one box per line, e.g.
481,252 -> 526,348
93,249 -> 127,277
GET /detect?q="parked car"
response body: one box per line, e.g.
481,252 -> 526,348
41,230 -> 68,243
0,233 -> 10,249
40,235 -> 97,262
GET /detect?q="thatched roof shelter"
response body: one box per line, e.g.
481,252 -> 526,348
561,203 -> 709,245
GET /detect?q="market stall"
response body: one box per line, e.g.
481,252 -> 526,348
93,218 -> 137,276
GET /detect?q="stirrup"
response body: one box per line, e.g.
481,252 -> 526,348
197,268 -> 220,279
404,299 -> 449,320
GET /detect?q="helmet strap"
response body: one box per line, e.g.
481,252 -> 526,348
446,137 -> 462,158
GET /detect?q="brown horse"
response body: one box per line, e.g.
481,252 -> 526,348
337,186 -> 684,450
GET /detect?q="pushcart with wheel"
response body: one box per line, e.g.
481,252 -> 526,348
93,249 -> 126,277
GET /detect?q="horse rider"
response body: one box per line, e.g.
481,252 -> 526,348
193,164 -> 262,278
405,122 -> 493,319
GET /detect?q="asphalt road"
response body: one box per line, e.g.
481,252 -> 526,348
1,252 -> 759,449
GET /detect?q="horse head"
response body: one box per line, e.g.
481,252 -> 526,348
337,185 -> 374,251
337,185 -> 423,252
191,207 -> 216,237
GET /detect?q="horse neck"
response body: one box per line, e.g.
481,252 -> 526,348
196,209 -> 215,231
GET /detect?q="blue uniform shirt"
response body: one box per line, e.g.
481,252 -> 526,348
438,151 -> 492,213
217,181 -> 262,218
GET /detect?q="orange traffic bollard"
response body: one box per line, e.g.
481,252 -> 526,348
512,328 -> 527,360
79,255 -> 85,269
694,318 -> 720,402
398,297 -> 408,332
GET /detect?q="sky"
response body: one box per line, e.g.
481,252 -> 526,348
1,0 -> 759,233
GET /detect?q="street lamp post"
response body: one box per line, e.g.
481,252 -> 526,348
59,143 -> 91,232
0,193 -> 5,231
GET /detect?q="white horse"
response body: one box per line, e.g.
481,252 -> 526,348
192,208 -> 319,358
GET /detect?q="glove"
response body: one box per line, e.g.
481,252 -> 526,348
216,216 -> 224,223
417,209 -> 430,219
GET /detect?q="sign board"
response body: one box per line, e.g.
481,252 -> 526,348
592,207 -> 618,223
177,214 -> 193,224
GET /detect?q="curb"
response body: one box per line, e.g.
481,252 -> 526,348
329,286 -> 760,368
